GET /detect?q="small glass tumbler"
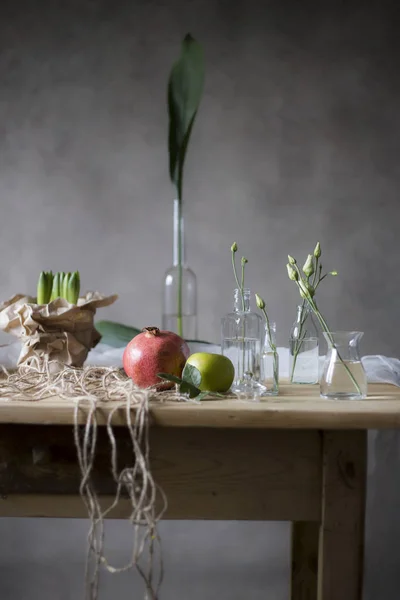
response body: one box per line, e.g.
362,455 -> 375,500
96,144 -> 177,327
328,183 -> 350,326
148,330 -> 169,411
320,331 -> 367,400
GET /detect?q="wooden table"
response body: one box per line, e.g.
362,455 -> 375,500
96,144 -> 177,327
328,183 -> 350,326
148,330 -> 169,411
1,382 -> 400,600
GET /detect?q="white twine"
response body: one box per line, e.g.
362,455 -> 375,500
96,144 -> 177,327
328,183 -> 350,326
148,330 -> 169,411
0,358 -> 171,599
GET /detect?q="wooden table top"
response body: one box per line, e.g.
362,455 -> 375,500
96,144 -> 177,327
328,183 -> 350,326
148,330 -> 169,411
0,383 -> 399,429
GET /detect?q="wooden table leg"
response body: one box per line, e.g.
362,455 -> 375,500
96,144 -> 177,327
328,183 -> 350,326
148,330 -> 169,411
291,522 -> 319,600
317,430 -> 367,600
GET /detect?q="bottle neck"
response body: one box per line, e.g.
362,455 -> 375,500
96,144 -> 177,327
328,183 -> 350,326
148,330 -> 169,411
264,322 -> 277,347
233,289 -> 250,312
173,198 -> 186,266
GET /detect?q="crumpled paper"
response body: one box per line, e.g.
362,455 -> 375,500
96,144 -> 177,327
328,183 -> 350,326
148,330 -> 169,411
0,291 -> 118,367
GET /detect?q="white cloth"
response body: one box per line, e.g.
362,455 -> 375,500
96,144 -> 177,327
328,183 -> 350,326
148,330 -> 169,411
1,342 -> 400,386
84,343 -> 400,386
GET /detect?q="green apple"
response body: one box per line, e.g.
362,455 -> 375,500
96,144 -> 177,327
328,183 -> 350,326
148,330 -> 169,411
186,353 -> 235,393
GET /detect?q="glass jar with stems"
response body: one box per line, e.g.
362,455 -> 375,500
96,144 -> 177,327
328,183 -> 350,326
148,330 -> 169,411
285,242 -> 367,400
260,321 -> 279,395
320,331 -> 367,399
289,303 -> 319,384
221,288 -> 264,396
255,293 -> 279,396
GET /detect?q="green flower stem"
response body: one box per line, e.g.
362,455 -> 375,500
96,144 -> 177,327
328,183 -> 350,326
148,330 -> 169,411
261,307 -> 277,353
292,261 -> 304,281
240,260 -> 247,371
231,249 -> 246,378
303,293 -> 362,395
311,256 -> 319,288
176,197 -> 183,336
314,271 -> 326,291
287,245 -> 349,392
240,260 -> 245,291
290,261 -> 361,394
261,307 -> 279,385
289,299 -> 307,382
289,263 -> 309,382
231,251 -> 245,311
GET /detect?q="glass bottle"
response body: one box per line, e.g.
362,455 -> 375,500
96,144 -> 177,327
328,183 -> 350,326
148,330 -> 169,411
289,304 -> 319,384
320,331 -> 367,400
221,288 -> 264,396
260,322 -> 279,396
162,199 -> 197,339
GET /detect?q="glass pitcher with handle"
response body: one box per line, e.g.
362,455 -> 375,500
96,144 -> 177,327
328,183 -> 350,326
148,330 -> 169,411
320,331 -> 367,400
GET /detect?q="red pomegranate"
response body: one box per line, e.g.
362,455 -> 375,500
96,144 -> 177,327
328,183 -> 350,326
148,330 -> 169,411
123,326 -> 190,390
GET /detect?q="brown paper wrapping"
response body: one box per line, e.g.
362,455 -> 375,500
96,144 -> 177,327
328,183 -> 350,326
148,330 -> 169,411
0,292 -> 118,367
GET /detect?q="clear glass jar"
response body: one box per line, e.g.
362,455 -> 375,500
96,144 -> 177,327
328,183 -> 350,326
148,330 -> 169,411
260,322 -> 279,396
320,331 -> 367,400
289,304 -> 319,384
162,199 -> 197,339
221,288 -> 264,396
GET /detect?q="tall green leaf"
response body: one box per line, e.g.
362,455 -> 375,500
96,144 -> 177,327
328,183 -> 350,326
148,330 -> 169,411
168,34 -> 205,201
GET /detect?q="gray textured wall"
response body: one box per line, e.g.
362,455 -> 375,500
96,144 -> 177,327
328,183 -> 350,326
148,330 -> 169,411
1,0 -> 399,354
1,0 -> 399,598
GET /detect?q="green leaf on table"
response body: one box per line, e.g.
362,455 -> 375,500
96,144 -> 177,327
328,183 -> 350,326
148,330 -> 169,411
180,380 -> 202,398
182,363 -> 202,388
96,320 -> 213,349
168,33 -> 205,200
157,372 -> 201,398
195,391 -> 211,402
96,321 -> 142,347
157,373 -> 184,385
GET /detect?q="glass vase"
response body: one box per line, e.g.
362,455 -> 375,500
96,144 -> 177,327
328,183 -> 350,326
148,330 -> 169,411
320,331 -> 367,400
260,322 -> 279,397
289,304 -> 319,384
221,288 -> 264,397
162,199 -> 197,339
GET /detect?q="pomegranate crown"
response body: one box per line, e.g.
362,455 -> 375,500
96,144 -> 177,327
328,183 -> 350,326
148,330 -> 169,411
142,326 -> 161,337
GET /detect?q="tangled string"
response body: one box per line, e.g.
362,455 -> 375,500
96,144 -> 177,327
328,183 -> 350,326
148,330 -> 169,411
0,358 -> 177,600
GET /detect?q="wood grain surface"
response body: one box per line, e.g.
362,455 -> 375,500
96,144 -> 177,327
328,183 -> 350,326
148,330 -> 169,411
0,425 -> 321,521
0,383 -> 399,429
317,431 -> 366,600
291,522 -> 319,600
